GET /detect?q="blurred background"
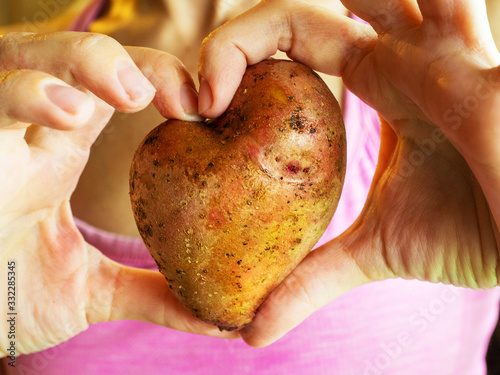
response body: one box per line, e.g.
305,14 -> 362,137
0,0 -> 73,27
2,0 -> 57,25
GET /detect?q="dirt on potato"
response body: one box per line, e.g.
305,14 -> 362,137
130,59 -> 346,330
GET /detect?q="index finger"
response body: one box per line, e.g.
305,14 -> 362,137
198,0 -> 376,118
0,32 -> 156,113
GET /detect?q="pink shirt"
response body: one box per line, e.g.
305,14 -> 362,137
9,2 -> 500,374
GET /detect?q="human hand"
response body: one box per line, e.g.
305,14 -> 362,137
0,31 -> 237,356
198,0 -> 500,346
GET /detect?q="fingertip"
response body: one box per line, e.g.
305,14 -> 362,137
151,82 -> 204,122
115,60 -> 156,112
179,83 -> 204,121
240,325 -> 272,348
198,76 -> 213,116
43,84 -> 95,129
125,47 -> 206,121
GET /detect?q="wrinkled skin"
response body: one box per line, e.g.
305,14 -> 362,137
130,60 -> 346,329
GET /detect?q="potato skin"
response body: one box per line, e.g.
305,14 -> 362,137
129,59 -> 346,330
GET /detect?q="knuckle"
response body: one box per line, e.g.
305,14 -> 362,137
161,55 -> 186,77
71,32 -> 123,59
0,32 -> 16,56
280,271 -> 317,310
200,27 -> 229,58
0,32 -> 34,70
200,32 -> 217,56
0,70 -> 22,87
0,31 -> 27,51
165,53 -> 185,70
148,49 -> 185,74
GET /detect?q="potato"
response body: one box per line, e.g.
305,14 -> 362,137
129,59 -> 346,330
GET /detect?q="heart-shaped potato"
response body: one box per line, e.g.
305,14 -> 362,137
130,59 -> 346,330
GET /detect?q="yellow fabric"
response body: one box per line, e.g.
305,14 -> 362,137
0,0 -> 92,30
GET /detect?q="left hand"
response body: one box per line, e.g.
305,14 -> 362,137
197,0 -> 500,346
0,32 -> 236,356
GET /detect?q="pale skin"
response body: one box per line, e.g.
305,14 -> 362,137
0,0 -> 500,357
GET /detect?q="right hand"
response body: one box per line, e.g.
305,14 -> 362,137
0,31 -> 237,357
197,0 -> 500,347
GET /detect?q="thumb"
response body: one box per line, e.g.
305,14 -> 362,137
240,237 -> 371,347
85,247 -> 240,339
239,118 -> 399,347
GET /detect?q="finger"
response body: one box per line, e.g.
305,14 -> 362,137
417,0 -> 484,27
86,249 -> 240,339
373,115 -> 399,183
0,70 -> 95,131
417,0 -> 496,51
198,0 -> 376,118
341,0 -> 422,33
126,46 -> 203,121
240,238 -> 373,347
23,98 -> 114,166
0,32 -> 156,113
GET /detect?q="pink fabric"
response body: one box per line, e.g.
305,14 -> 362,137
68,0 -> 106,32
10,4 -> 500,374
11,88 -> 500,375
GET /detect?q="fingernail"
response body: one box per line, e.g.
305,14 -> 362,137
117,61 -> 156,102
198,76 -> 213,115
45,84 -> 92,115
180,83 -> 199,116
